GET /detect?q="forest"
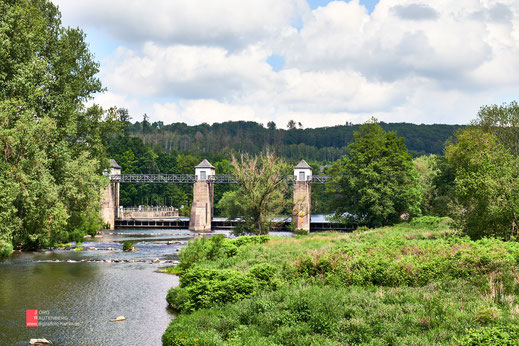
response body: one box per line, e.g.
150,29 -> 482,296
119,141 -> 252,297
126,112 -> 463,161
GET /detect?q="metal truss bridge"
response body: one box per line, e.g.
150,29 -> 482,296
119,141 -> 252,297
110,174 -> 330,184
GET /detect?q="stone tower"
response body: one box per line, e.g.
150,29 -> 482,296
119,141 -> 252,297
189,159 -> 215,232
293,160 -> 312,232
100,159 -> 121,230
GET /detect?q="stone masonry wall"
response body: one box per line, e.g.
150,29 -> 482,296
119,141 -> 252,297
293,181 -> 311,231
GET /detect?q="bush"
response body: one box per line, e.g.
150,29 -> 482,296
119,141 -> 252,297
69,230 -> 86,243
0,240 -> 13,258
458,325 -> 519,345
249,263 -> 279,290
231,235 -> 270,247
167,268 -> 257,312
122,240 -> 136,251
177,235 -> 238,272
177,238 -> 210,271
408,216 -> 453,230
177,235 -> 270,272
167,264 -> 280,313
293,229 -> 309,235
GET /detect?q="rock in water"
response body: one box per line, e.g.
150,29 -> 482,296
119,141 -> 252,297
111,316 -> 126,322
29,339 -> 52,344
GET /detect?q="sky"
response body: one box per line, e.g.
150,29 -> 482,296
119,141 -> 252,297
54,0 -> 519,128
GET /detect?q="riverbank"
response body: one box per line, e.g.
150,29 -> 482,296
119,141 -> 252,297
162,217 -> 519,345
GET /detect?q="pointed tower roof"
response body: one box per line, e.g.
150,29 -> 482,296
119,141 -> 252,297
195,159 -> 215,169
294,160 -> 312,170
110,159 -> 122,169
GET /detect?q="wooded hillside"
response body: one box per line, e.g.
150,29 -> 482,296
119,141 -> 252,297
127,118 -> 463,162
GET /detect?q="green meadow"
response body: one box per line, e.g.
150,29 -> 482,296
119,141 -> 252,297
162,217 -> 519,345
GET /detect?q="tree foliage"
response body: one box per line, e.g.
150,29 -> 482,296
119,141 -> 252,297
474,101 -> 519,155
445,128 -> 519,240
413,155 -> 455,216
0,0 -> 112,254
126,119 -> 462,163
327,119 -> 421,227
217,152 -> 291,234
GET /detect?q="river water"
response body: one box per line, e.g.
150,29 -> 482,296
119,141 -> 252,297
0,227 -> 294,345
0,229 -> 200,345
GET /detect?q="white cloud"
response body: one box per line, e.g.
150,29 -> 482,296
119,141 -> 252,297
153,100 -> 259,125
54,0 -> 307,49
59,0 -> 519,127
101,43 -> 273,99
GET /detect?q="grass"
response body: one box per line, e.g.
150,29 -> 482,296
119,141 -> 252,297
162,217 -> 519,345
164,282 -> 519,345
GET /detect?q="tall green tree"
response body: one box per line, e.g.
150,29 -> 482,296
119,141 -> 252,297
327,119 -> 421,227
217,152 -> 290,235
0,0 -> 111,254
445,128 -> 519,240
474,101 -> 519,155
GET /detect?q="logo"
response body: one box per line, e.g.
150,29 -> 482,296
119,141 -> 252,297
26,309 -> 38,327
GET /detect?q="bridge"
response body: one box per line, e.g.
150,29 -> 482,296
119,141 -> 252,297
101,159 -> 332,233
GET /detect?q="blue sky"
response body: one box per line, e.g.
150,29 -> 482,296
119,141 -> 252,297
55,0 -> 519,127
307,0 -> 379,12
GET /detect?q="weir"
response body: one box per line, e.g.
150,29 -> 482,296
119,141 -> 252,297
103,159 -> 331,231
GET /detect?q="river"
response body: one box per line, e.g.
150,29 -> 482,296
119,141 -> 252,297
0,227 -> 294,345
1,229 -> 199,345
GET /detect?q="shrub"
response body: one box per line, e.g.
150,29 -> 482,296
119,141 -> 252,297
122,240 -> 136,251
167,268 -> 257,312
0,240 -> 13,258
458,325 -> 519,345
249,263 -> 279,290
232,235 -> 270,247
207,234 -> 238,258
177,237 -> 210,271
177,235 -> 270,272
408,216 -> 453,230
69,230 -> 85,243
473,306 -> 501,324
356,225 -> 370,232
167,264 -> 280,313
293,229 -> 309,235
177,235 -> 239,272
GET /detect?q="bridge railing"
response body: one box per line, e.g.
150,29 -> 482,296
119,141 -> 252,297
111,174 -> 196,183
208,175 -> 240,183
111,174 -> 330,184
120,206 -> 178,212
